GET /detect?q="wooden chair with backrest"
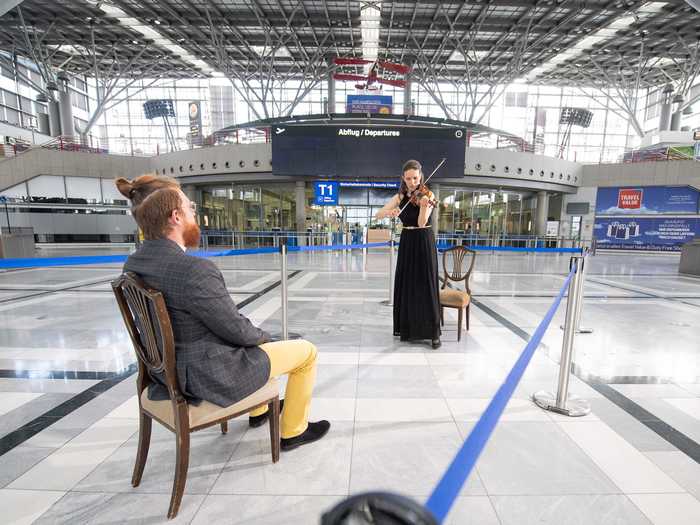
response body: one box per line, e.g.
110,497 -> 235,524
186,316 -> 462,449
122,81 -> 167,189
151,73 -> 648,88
439,246 -> 476,341
112,272 -> 280,519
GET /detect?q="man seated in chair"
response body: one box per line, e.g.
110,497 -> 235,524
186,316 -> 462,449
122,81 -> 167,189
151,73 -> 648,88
115,175 -> 330,451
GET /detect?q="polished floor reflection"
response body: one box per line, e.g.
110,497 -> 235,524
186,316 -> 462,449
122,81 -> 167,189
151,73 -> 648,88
0,248 -> 698,524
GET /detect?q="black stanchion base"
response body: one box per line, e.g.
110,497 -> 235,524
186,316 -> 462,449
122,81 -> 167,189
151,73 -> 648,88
321,492 -> 437,525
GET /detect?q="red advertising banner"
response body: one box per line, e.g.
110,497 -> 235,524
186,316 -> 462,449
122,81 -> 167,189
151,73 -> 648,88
617,189 -> 643,209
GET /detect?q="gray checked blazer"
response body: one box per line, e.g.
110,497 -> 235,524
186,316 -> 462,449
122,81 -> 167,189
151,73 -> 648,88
123,239 -> 271,407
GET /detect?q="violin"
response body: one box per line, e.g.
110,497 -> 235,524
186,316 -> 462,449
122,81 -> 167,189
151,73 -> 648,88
395,158 -> 446,217
407,183 -> 437,208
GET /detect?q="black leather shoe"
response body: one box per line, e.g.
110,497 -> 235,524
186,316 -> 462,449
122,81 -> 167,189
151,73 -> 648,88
393,331 -> 400,337
281,420 -> 331,451
431,338 -> 442,349
249,399 -> 284,428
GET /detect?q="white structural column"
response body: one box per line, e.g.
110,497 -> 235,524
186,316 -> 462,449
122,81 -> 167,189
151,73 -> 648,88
327,69 -> 336,113
295,180 -> 307,246
536,191 -> 549,236
658,84 -> 673,131
58,86 -> 74,137
48,100 -> 61,137
403,76 -> 412,115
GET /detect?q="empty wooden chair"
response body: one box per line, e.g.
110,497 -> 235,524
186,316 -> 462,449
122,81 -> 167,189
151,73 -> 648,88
439,246 -> 476,341
112,272 -> 280,519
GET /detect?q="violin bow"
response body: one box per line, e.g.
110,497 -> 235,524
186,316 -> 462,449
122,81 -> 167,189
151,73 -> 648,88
397,157 -> 447,216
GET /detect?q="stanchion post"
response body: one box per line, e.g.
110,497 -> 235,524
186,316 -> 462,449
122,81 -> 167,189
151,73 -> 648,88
559,249 -> 593,334
533,256 -> 591,417
573,250 -> 593,334
280,243 -> 289,340
555,258 -> 581,408
381,219 -> 396,307
389,236 -> 395,304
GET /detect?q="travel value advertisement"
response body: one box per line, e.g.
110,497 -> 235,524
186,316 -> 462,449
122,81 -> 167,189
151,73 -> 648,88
595,185 -> 699,215
593,217 -> 699,250
346,95 -> 393,114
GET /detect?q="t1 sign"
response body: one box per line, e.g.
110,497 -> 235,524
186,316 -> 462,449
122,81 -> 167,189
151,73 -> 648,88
314,181 -> 339,205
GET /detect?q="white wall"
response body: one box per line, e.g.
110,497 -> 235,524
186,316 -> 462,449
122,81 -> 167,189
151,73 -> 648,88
466,148 -> 582,188
151,143 -> 271,178
0,148 -> 152,191
582,160 -> 700,190
558,186 -> 598,241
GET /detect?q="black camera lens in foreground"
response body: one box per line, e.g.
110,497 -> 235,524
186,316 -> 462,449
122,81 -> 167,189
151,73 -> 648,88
321,492 -> 438,525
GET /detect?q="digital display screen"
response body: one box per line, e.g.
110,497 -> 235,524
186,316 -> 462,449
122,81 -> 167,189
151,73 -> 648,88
272,125 -> 466,179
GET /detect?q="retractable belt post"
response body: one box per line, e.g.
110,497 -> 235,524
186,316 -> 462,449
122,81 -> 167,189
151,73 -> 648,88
533,255 -> 591,417
381,219 -> 396,307
573,249 -> 593,334
560,249 -> 593,334
280,242 -> 289,340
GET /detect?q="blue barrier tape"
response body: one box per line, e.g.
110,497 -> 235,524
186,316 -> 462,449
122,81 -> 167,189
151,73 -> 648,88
291,241 -> 391,252
437,244 -> 582,254
0,241 -> 574,269
0,254 -> 129,269
0,245 -> 283,269
219,246 -> 280,257
425,263 -> 576,523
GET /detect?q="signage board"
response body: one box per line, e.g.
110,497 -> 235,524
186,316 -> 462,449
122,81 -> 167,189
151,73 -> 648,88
339,181 -> 399,189
594,217 -> 700,251
596,186 -> 699,215
346,95 -> 393,114
189,101 -> 202,145
272,125 -> 466,179
313,181 -> 339,205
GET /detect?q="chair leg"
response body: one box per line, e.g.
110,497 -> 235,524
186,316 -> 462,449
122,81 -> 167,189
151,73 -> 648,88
131,412 -> 152,487
466,304 -> 470,331
220,421 -> 228,434
269,396 -> 280,463
440,306 -> 444,326
168,428 -> 190,519
457,307 -> 463,342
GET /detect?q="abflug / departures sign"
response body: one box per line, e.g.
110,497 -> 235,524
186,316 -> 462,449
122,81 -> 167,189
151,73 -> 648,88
272,125 -> 466,179
337,128 -> 401,137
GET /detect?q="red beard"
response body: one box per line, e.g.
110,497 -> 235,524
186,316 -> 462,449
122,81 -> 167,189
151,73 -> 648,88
183,221 -> 201,249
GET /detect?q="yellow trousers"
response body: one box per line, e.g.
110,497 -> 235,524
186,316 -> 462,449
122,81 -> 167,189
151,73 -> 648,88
249,339 -> 318,438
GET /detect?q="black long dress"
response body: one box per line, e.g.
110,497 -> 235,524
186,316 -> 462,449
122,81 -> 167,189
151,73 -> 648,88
393,194 -> 441,342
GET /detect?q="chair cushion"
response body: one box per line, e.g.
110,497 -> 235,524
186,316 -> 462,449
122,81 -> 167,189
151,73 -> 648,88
141,378 -> 279,429
440,288 -> 470,308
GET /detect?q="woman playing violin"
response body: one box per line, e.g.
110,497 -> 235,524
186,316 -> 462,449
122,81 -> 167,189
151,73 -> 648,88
376,159 -> 442,349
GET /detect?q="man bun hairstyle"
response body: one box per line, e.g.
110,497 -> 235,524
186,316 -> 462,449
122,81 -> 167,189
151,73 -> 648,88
115,174 -> 182,239
114,174 -> 179,206
133,186 -> 184,240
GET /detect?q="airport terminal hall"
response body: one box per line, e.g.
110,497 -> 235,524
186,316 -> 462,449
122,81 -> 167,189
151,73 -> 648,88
2,1 -> 700,524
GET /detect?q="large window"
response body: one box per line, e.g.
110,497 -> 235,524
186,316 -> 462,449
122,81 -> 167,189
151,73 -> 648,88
199,183 -> 296,231
436,188 -> 531,236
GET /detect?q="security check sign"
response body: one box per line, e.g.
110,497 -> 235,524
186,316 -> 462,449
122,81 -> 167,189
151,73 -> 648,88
314,181 -> 339,205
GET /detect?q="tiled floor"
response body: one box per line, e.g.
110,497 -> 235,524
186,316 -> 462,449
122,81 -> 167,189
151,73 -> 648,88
0,248 -> 698,524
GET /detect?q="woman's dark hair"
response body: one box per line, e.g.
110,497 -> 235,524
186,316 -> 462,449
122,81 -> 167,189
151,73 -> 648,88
399,159 -> 423,196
